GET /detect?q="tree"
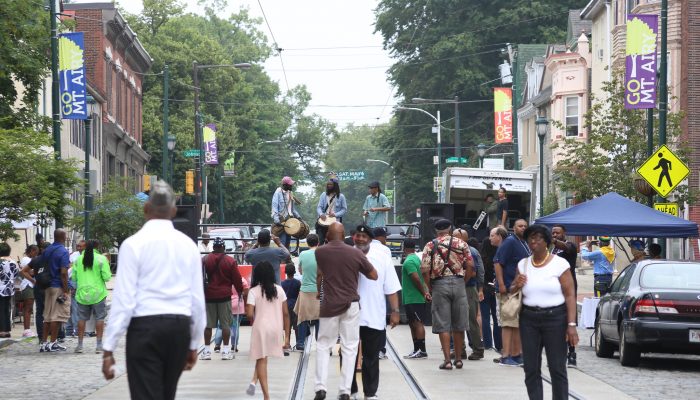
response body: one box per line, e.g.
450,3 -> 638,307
0,127 -> 81,240
553,71 -> 694,206
70,180 -> 145,251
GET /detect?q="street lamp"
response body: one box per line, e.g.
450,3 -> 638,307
84,95 -> 96,240
366,159 -> 396,224
167,134 -> 176,184
193,61 -> 252,223
412,96 -> 461,158
396,106 -> 441,202
535,116 -> 549,215
477,143 -> 487,168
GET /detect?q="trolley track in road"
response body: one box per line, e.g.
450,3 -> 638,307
385,336 -> 430,400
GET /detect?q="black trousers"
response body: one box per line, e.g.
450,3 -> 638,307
35,289 -> 44,340
0,296 -> 11,332
126,315 -> 191,400
519,304 -> 569,400
351,326 -> 384,397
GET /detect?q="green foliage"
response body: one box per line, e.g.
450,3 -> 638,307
554,71 -> 694,206
374,0 -> 588,213
0,128 -> 81,240
542,192 -> 560,217
124,5 -> 336,224
70,180 -> 145,251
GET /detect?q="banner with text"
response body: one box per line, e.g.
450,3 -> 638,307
59,32 -> 88,119
625,14 -> 658,109
203,124 -> 219,165
493,88 -> 513,143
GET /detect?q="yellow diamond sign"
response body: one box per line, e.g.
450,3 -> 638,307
637,145 -> 689,198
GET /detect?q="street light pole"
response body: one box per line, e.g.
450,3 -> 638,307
454,95 -> 460,159
536,116 -> 549,216
397,106 -> 440,202
84,114 -> 92,240
477,143 -> 487,168
366,159 -> 396,223
161,64 -> 170,181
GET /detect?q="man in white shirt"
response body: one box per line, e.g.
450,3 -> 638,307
350,225 -> 401,400
198,233 -> 213,254
101,181 -> 206,400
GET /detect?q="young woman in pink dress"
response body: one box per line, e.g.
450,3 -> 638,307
245,261 -> 291,399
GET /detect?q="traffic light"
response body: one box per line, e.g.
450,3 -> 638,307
143,174 -> 151,191
185,170 -> 194,194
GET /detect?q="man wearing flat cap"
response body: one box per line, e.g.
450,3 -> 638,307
362,181 -> 391,229
420,218 -> 474,370
582,236 -> 615,297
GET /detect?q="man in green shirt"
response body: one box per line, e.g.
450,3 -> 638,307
71,240 -> 112,353
401,239 -> 431,359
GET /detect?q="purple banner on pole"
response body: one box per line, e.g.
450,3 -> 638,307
203,123 -> 218,165
625,14 -> 658,109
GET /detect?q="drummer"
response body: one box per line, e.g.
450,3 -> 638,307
316,173 -> 348,244
272,176 -> 302,249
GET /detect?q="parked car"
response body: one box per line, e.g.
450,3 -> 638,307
594,260 -> 700,367
207,227 -> 250,263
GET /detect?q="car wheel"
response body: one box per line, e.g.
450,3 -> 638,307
619,326 -> 641,367
594,317 -> 615,358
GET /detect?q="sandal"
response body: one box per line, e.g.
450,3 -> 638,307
454,360 -> 463,369
439,360 -> 453,370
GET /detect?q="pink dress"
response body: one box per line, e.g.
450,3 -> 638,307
247,284 -> 287,360
231,277 -> 250,315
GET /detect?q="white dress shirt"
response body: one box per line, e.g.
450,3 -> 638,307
103,219 -> 206,351
357,245 -> 401,330
371,239 -> 392,258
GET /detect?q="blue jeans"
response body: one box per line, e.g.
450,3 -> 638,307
64,292 -> 78,334
214,314 -> 241,347
296,319 -> 319,349
279,232 -> 291,249
480,289 -> 502,350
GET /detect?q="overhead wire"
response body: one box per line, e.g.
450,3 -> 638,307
257,0 -> 290,92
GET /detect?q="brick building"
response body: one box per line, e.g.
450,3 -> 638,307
63,2 -> 152,191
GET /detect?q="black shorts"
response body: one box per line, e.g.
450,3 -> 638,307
404,303 -> 431,325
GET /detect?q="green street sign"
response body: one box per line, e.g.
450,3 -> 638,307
446,157 -> 468,164
336,171 -> 366,181
183,149 -> 203,158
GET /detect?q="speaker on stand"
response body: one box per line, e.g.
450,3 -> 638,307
173,205 -> 198,242
419,203 -> 454,247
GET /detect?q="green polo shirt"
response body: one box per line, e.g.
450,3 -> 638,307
401,253 -> 425,305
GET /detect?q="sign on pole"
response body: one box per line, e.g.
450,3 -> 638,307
58,32 -> 87,119
654,202 -> 678,217
624,14 -> 658,109
183,149 -> 203,158
433,177 -> 442,193
223,152 -> 235,177
384,189 -> 394,205
493,88 -> 513,143
336,171 -> 366,181
203,124 -> 218,165
446,157 -> 468,164
637,145 -> 689,198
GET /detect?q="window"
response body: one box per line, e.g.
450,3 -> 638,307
626,0 -> 639,15
610,264 -> 637,293
565,96 -> 579,137
106,62 -> 112,115
131,90 -> 136,135
116,75 -> 122,124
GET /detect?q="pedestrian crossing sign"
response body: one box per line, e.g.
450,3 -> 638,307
637,145 -> 689,198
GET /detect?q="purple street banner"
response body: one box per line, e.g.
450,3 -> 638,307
625,14 -> 658,109
203,124 -> 218,165
58,32 -> 88,119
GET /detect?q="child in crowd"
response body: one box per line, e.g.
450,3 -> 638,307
281,262 -> 301,352
214,276 -> 250,353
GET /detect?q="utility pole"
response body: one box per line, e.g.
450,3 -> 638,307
659,0 -> 668,145
454,96 -> 460,159
50,0 -> 61,161
161,64 -> 169,182
218,166 -> 225,223
84,115 -> 92,240
507,44 -> 520,170
193,61 -> 202,222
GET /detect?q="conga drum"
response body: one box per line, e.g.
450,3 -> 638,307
296,220 -> 310,239
271,222 -> 285,237
284,217 -> 303,237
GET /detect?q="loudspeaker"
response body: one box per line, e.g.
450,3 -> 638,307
173,205 -> 197,242
419,203 -> 454,247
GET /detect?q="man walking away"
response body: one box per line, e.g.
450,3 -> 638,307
454,228 -> 485,361
420,219 -> 474,370
313,222 -> 377,400
102,181 -> 206,400
551,225 -> 579,367
400,239 -> 430,359
40,229 -> 72,352
201,237 -> 244,361
350,225 -> 401,400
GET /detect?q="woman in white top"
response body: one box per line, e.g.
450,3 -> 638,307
511,224 -> 578,400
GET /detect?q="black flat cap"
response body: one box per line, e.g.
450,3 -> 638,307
355,224 -> 375,238
434,219 -> 452,230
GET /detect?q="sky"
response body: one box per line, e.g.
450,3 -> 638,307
103,0 -> 398,128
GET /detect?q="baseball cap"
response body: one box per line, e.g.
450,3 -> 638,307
213,237 -> 225,248
367,181 -> 380,188
281,176 -> 295,185
372,227 -> 387,238
355,224 -> 375,238
629,239 -> 645,251
258,229 -> 271,242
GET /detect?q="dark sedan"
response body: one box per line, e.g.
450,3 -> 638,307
594,260 -> 700,366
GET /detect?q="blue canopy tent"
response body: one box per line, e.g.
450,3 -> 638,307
535,192 -> 698,238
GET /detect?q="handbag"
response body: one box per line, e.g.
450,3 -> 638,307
500,257 -> 528,321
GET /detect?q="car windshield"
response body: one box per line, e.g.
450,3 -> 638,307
386,225 -> 408,235
641,263 -> 700,289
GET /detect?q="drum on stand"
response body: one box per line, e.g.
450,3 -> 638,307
284,217 -> 309,239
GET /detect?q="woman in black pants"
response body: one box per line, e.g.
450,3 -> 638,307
511,225 -> 578,400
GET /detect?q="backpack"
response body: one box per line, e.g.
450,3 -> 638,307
35,247 -> 58,290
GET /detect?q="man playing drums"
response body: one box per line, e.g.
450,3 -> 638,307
315,174 -> 348,244
271,176 -> 302,249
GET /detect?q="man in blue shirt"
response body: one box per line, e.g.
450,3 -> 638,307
493,219 -> 530,366
581,236 -> 615,297
40,229 -> 71,352
362,181 -> 391,228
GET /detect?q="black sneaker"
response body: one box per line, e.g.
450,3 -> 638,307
338,395 -> 350,400
213,345 -> 220,353
314,390 -> 327,400
567,352 -> 577,367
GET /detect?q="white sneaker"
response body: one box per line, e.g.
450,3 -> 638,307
221,351 -> 234,360
49,341 -> 67,352
246,383 -> 256,396
22,329 -> 36,338
199,349 -> 211,360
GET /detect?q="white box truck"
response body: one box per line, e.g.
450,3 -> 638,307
442,167 -> 537,236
